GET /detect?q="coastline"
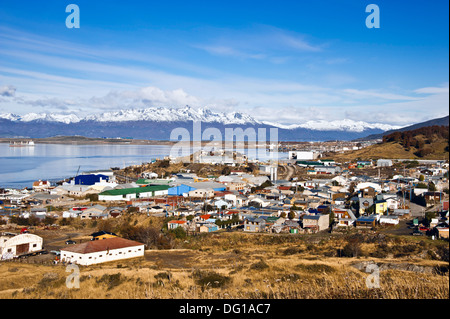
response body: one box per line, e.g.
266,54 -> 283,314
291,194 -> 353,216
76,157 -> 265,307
0,136 -> 176,146
0,136 -> 275,148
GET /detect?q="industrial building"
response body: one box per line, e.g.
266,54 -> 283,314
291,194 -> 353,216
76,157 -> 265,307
0,233 -> 44,260
60,237 -> 145,266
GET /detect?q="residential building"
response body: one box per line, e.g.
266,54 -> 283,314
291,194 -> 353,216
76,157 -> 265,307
32,180 -> 51,192
168,220 -> 188,230
302,214 -> 329,232
356,215 -> 378,228
333,208 -> 357,227
90,231 -> 118,240
244,217 -> 266,232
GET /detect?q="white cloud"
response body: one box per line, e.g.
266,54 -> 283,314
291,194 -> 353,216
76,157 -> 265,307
193,24 -> 323,62
414,85 -> 449,94
0,85 -> 16,97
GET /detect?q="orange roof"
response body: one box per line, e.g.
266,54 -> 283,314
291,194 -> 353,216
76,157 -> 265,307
60,237 -> 144,254
168,220 -> 187,224
200,214 -> 211,220
33,180 -> 50,186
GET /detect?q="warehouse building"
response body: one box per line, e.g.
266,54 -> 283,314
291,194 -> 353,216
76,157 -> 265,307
98,185 -> 170,201
60,237 -> 145,266
0,233 -> 43,260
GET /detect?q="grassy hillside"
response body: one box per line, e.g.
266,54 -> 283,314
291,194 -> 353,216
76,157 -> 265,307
333,125 -> 449,161
0,231 -> 448,299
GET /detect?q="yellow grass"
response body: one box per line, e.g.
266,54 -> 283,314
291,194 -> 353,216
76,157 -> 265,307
1,232 -> 448,299
333,140 -> 449,162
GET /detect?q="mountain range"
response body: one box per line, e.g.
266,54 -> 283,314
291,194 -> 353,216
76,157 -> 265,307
0,106 -> 439,142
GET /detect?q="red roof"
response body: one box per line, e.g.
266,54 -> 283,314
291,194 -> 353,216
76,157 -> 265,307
60,237 -> 144,254
200,214 -> 211,220
168,220 -> 187,224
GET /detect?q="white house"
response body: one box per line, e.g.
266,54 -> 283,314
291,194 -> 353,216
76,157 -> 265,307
0,233 -> 43,259
288,151 -> 320,160
62,209 -> 82,218
377,159 -> 393,167
188,188 -> 215,199
224,193 -> 248,207
356,182 -> 382,193
32,180 -> 51,192
60,237 -> 145,266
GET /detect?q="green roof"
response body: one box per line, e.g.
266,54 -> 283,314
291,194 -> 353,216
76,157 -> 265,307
296,161 -> 324,166
99,185 -> 170,196
136,178 -> 172,185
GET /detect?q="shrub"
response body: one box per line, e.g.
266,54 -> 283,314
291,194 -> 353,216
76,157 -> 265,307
436,244 -> 449,262
295,263 -> 336,273
283,247 -> 303,255
191,270 -> 231,288
250,259 -> 270,271
154,272 -> 172,281
96,273 -> 125,291
339,241 -> 362,257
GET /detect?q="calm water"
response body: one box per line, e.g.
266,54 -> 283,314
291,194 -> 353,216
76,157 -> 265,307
0,143 -> 174,189
0,143 -> 285,189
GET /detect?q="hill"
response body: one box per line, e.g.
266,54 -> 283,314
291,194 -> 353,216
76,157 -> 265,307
332,125 -> 449,161
359,115 -> 449,141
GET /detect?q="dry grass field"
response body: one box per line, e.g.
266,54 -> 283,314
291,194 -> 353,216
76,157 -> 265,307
332,139 -> 449,162
0,230 -> 448,300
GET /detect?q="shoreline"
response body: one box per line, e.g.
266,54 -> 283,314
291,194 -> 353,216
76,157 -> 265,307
0,136 -> 176,145
0,136 -> 278,148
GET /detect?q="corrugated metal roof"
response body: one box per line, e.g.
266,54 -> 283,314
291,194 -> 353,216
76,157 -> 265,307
60,237 -> 144,254
99,185 -> 170,196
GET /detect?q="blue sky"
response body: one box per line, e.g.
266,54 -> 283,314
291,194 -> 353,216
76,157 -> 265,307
0,0 -> 448,126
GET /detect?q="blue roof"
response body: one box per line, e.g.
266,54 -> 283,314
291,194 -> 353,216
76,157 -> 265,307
74,174 -> 109,185
357,216 -> 377,221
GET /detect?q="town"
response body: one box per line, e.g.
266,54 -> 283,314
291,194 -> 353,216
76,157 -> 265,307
1,147 -> 448,267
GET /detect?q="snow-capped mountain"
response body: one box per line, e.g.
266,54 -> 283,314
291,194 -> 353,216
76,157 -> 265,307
83,106 -> 259,125
0,106 -> 404,141
0,106 -> 400,131
263,119 -> 401,132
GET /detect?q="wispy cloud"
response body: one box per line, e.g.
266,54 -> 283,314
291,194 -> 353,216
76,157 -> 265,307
0,25 -> 447,127
414,84 -> 449,94
193,25 -> 323,62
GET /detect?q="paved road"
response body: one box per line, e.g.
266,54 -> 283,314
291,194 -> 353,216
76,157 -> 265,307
407,200 -> 427,218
